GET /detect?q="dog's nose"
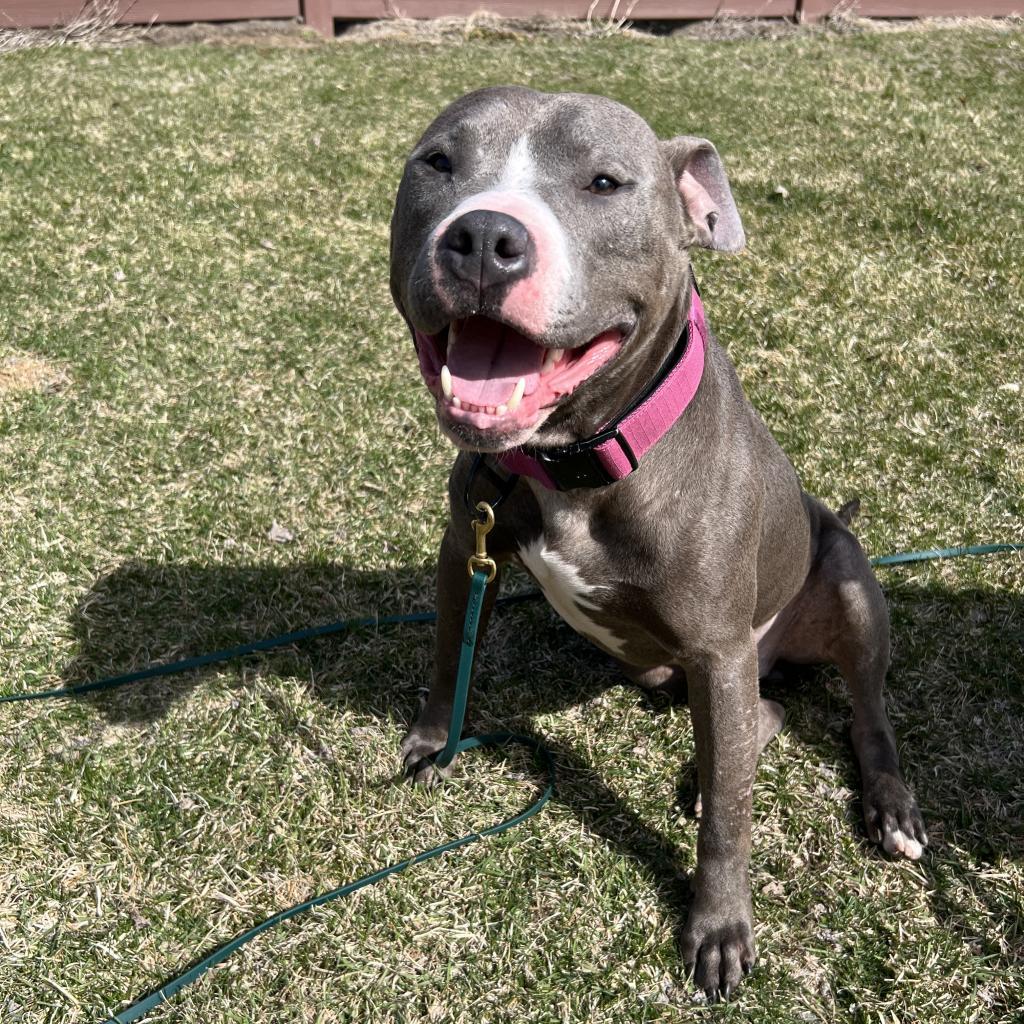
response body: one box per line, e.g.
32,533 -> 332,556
439,210 -> 531,293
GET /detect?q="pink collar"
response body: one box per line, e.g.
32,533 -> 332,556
495,285 -> 708,490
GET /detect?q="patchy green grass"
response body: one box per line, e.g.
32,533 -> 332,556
1,22 -> 1022,1024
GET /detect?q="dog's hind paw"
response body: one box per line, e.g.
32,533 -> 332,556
863,777 -> 928,861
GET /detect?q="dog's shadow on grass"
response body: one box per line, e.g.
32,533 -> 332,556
62,558 -> 442,728
62,556 -> 698,945
62,559 -> 1023,973
60,558 -> 628,730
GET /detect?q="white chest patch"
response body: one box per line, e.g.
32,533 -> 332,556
517,538 -> 627,656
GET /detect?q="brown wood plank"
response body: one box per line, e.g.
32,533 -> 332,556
5,0 -> 1018,37
301,0 -> 333,32
801,0 -> 1022,19
329,0 -> 797,18
0,0 -> 299,28
344,0 -> 797,14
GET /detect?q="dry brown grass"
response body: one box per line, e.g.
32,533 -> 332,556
0,1 -> 139,54
0,353 -> 69,396
339,10 -> 652,44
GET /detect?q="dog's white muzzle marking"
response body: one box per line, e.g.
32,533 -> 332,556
428,138 -> 575,336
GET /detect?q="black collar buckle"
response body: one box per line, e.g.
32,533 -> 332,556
526,425 -> 638,491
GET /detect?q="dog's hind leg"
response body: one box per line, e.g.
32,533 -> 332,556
773,512 -> 928,859
831,558 -> 928,860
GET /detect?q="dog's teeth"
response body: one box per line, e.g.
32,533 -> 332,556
496,403 -> 507,415
541,348 -> 563,375
440,365 -> 453,399
507,377 -> 525,412
452,396 -> 461,408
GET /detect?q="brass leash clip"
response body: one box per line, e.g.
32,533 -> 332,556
466,501 -> 497,582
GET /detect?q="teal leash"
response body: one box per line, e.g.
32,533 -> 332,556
870,543 -> 1023,566
0,593 -> 537,706
0,540 -> 1020,1021
101,725 -> 548,1023
97,570 -> 557,1024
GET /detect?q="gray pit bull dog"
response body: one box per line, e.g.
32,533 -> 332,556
389,86 -> 927,1000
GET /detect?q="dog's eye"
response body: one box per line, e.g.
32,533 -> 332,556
587,174 -> 621,195
424,151 -> 453,174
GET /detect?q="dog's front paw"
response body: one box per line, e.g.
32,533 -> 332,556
682,894 -> 756,1001
400,721 -> 453,786
863,774 -> 928,860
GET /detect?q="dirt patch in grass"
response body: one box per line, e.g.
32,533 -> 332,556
337,11 -> 650,43
0,353 -> 69,396
672,14 -> 1022,40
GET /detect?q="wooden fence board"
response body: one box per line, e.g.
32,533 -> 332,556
302,0 -> 332,32
0,0 -> 299,28
1,0 -> 1019,36
327,0 -> 797,18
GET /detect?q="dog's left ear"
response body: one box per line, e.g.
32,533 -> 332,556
661,136 -> 745,253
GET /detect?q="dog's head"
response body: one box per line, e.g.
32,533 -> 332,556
390,86 -> 744,452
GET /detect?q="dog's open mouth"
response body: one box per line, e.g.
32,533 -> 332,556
414,315 -> 624,433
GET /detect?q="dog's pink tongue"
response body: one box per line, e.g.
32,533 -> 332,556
446,317 -> 543,406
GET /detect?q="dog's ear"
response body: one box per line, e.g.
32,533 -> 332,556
661,136 -> 745,253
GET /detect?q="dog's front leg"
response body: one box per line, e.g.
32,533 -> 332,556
682,639 -> 760,1000
401,523 -> 501,785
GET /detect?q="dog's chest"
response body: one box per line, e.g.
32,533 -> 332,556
515,524 -> 628,657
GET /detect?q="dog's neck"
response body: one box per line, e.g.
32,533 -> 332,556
495,281 -> 708,491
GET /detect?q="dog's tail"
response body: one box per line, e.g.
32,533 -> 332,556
836,498 -> 861,526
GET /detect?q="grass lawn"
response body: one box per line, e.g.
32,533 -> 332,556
1,19 -> 1022,1024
